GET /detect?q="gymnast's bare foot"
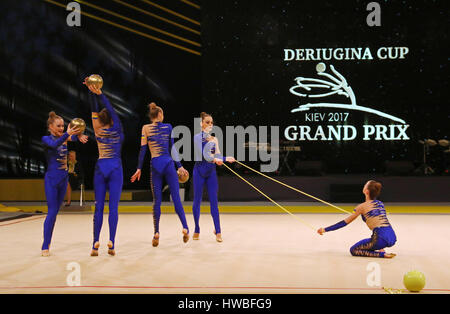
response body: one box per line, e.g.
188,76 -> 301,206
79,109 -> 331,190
152,233 -> 159,247
193,233 -> 200,240
41,249 -> 50,257
107,241 -> 115,256
384,253 -> 396,258
90,241 -> 100,256
182,229 -> 189,243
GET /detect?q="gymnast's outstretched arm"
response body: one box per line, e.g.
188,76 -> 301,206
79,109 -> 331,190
317,206 -> 361,235
83,77 -> 122,132
42,122 -> 82,148
84,78 -> 102,131
210,137 -> 236,165
42,132 -> 70,149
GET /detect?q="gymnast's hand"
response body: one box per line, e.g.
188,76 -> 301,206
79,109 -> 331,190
66,123 -> 80,136
78,134 -> 89,144
131,169 -> 141,182
213,158 -> 224,166
317,228 -> 325,235
178,167 -> 188,177
226,157 -> 236,163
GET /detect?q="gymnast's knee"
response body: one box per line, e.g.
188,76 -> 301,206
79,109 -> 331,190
44,213 -> 57,226
389,238 -> 397,247
153,194 -> 162,207
94,201 -> 105,212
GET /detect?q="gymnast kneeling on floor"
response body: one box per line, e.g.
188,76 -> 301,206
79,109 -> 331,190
318,180 -> 397,258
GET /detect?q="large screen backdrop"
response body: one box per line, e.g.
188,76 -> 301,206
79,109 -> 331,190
202,0 -> 449,175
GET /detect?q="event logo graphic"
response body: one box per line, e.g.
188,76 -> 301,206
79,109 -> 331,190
289,63 -> 406,124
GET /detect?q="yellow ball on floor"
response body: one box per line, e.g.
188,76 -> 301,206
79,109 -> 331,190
403,270 -> 426,292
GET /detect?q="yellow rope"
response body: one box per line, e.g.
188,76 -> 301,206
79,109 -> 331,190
140,0 -> 201,26
235,161 -> 352,214
180,0 -> 201,10
44,0 -> 201,56
74,0 -> 201,47
222,163 -> 316,231
113,0 -> 201,35
383,287 -> 404,294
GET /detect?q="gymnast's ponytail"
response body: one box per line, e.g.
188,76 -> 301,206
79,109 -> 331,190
149,102 -> 162,121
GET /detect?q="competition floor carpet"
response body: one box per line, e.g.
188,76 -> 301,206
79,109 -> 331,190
2,201 -> 450,214
0,202 -> 449,294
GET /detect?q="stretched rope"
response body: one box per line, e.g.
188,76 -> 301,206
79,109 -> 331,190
235,160 -> 351,214
222,163 -> 316,231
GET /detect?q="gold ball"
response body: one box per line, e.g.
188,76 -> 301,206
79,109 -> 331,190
178,170 -> 189,184
69,118 -> 86,134
87,74 -> 103,89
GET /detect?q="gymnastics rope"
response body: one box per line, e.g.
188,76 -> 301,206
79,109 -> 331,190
222,163 -> 316,231
234,160 -> 352,215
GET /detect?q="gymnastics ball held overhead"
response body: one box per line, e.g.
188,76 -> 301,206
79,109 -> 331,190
86,74 -> 103,89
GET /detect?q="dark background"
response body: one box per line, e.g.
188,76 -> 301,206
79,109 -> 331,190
0,0 -> 448,191
0,0 -> 202,189
202,0 -> 449,175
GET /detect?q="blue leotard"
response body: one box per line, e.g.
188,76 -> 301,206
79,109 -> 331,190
41,132 -> 78,250
137,122 -> 188,235
325,200 -> 397,257
90,93 -> 124,250
192,132 -> 226,234
350,200 -> 397,257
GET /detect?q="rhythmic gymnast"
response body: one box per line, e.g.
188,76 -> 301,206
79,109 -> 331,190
192,112 -> 235,242
130,103 -> 190,246
84,78 -> 124,256
41,111 -> 88,257
318,180 -> 397,258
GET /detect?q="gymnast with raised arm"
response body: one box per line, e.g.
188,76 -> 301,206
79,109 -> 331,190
84,78 -> 124,256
